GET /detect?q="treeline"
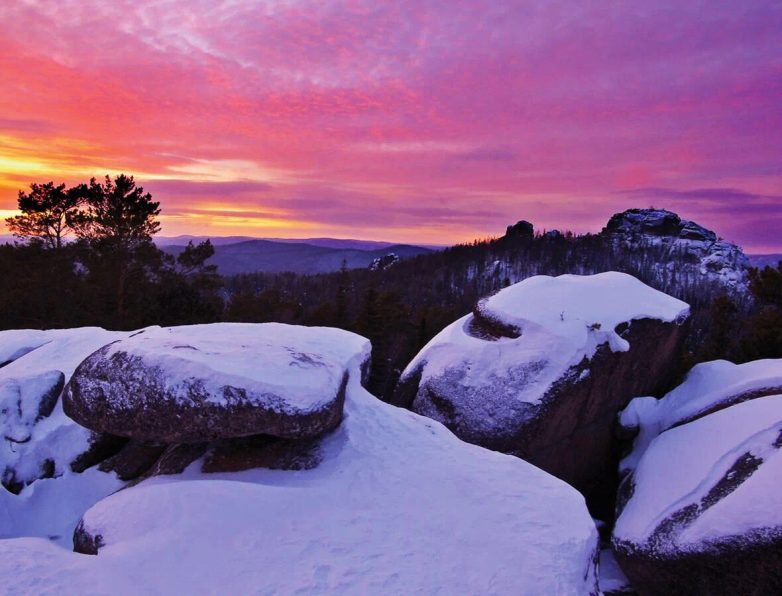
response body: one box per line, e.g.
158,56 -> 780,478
1,177 -> 222,330
2,178 -> 781,400
219,232 -> 782,397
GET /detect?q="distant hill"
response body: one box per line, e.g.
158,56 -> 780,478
155,235 -> 443,251
162,239 -> 434,275
155,235 -> 257,247
748,254 -> 782,269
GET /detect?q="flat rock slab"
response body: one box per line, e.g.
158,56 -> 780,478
64,323 -> 370,443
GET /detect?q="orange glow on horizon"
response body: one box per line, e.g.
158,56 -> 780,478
1,1 -> 780,250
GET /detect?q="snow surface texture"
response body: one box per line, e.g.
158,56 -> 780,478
0,328 -> 128,486
0,469 -> 122,547
402,272 -> 689,436
620,359 -> 782,473
614,395 -> 782,550
74,323 -> 363,412
0,333 -> 599,595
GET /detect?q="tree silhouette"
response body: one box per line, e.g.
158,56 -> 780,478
5,181 -> 83,249
72,174 -> 160,246
71,174 -> 162,324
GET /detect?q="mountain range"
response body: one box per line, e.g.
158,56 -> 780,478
161,238 -> 435,275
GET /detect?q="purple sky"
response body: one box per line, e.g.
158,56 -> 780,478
1,1 -> 780,250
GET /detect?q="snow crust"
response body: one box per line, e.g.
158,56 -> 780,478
482,272 -> 689,355
620,359 -> 782,472
88,323 -> 370,411
0,328 -> 128,485
614,395 -> 782,549
402,273 -> 688,433
0,330 -> 51,366
0,343 -> 599,595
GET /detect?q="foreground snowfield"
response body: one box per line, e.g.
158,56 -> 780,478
0,327 -> 599,595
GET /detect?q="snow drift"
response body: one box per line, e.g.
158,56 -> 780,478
1,323 -> 600,595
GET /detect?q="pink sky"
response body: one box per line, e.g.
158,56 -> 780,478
1,1 -> 780,250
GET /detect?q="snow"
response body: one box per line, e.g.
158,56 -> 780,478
0,370 -> 62,443
614,395 -> 782,549
0,341 -> 599,595
83,323 -> 370,411
598,548 -> 632,594
0,469 -> 122,547
0,330 -> 51,367
620,359 -> 782,472
401,273 -> 688,434
481,272 -> 689,355
0,328 -> 129,485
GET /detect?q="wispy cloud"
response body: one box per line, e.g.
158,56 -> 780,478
0,0 -> 779,248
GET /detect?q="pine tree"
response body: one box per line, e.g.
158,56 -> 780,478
5,182 -> 83,249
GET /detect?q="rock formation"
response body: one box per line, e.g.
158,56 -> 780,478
394,272 -> 689,512
64,324 -> 354,443
603,208 -> 750,289
613,388 -> 782,595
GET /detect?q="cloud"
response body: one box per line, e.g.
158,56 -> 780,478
145,180 -> 274,197
0,0 -> 780,248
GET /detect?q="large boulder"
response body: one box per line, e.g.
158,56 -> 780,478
394,272 -> 689,510
618,359 -> 782,473
62,357 -> 599,594
64,323 -> 363,443
612,394 -> 782,595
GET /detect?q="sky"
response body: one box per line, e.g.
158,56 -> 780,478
0,1 -> 780,251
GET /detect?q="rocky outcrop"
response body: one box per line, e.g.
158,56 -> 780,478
394,272 -> 689,513
618,359 -> 782,473
0,370 -> 64,444
505,219 -> 534,239
369,253 -> 400,271
602,208 -> 750,289
201,435 -> 323,473
0,328 -> 130,491
64,324 -> 356,443
98,441 -> 168,481
613,394 -> 782,595
64,366 -> 599,595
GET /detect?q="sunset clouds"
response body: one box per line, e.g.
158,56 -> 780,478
1,1 -> 780,249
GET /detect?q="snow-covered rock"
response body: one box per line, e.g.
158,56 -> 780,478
394,272 -> 689,510
65,324 -> 360,443
613,395 -> 782,595
369,252 -> 399,270
619,359 -> 782,473
603,208 -> 750,290
1,333 -> 600,595
0,371 -> 64,444
0,328 -> 129,491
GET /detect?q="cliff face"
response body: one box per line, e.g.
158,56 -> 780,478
602,208 -> 750,290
